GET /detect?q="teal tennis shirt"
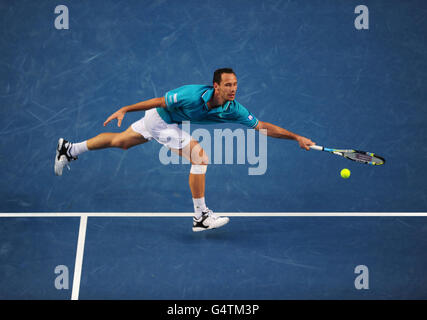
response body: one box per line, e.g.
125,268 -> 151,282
156,85 -> 259,128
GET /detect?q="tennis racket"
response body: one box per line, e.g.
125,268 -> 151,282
309,145 -> 385,165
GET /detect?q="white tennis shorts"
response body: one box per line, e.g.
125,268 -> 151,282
131,109 -> 192,150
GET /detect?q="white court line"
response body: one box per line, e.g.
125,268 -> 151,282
0,212 -> 427,217
71,214 -> 88,300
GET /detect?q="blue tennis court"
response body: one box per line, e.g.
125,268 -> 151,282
1,0 -> 427,301
1,213 -> 427,300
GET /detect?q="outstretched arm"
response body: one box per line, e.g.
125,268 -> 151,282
103,97 -> 167,127
254,120 -> 315,150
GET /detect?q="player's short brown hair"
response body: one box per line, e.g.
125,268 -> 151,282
213,68 -> 236,85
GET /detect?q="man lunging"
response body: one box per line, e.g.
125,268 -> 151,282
54,68 -> 315,231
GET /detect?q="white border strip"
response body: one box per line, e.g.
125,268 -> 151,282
0,212 -> 426,217
71,215 -> 88,300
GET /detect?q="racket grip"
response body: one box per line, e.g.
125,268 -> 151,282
309,145 -> 323,151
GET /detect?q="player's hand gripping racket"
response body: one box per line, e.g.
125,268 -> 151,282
309,145 -> 385,165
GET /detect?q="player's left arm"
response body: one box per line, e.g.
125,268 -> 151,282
255,121 -> 315,150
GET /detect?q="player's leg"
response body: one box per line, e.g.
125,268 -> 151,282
86,125 -> 149,150
172,139 -> 207,200
55,124 -> 150,176
138,109 -> 228,230
170,140 -> 229,232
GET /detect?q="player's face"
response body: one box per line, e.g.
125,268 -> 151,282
215,73 -> 238,101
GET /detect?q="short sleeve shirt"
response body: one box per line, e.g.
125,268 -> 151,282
156,85 -> 259,128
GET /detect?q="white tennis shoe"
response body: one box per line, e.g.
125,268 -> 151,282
54,138 -> 77,176
192,209 -> 229,232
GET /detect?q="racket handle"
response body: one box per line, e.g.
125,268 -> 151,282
309,145 -> 323,151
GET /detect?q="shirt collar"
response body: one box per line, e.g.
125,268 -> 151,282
202,87 -> 214,103
202,87 -> 231,111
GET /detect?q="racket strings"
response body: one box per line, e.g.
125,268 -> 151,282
344,151 -> 385,165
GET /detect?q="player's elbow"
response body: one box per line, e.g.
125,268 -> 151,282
254,121 -> 264,130
255,121 -> 269,133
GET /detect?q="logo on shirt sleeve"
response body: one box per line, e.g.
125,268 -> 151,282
167,93 -> 178,105
248,115 -> 253,121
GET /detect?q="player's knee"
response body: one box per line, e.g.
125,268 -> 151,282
112,136 -> 130,150
191,154 -> 209,165
190,146 -> 209,165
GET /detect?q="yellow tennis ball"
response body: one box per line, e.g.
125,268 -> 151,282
340,168 -> 351,179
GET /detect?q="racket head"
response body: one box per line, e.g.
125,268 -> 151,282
342,150 -> 385,165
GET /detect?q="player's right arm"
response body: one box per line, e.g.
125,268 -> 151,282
103,97 -> 166,127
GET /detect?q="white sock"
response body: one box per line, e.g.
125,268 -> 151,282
193,197 -> 207,219
69,141 -> 89,157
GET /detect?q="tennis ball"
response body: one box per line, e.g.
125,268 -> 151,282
340,168 -> 351,179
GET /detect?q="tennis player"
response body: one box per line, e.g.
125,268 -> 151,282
54,68 -> 315,231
